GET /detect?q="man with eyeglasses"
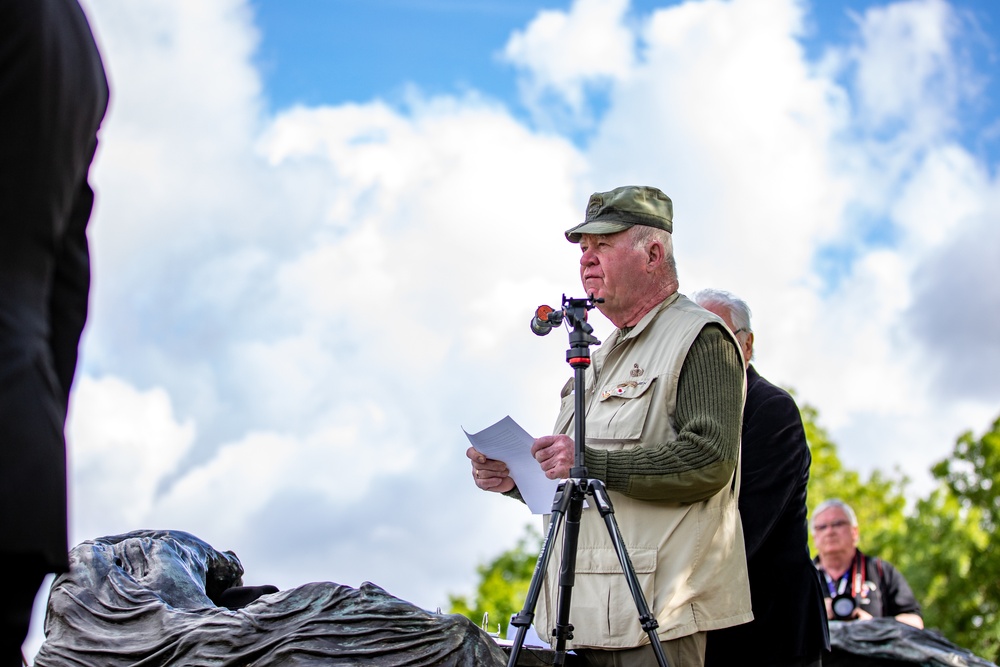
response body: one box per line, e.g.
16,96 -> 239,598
811,499 -> 923,628
694,289 -> 830,667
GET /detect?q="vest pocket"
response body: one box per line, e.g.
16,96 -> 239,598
588,377 -> 656,443
575,546 -> 657,642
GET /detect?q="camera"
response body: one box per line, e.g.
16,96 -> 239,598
831,592 -> 859,620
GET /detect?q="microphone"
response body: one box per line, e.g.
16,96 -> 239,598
530,304 -> 560,336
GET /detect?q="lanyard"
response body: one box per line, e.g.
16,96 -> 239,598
825,569 -> 849,597
823,552 -> 865,598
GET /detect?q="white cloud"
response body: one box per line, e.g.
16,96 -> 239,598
904,180 -> 1000,402
891,144 -> 990,249
847,0 -> 979,136
585,0 -> 846,284
67,376 -> 195,544
502,0 -> 636,125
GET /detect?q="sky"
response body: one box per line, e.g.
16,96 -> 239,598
24,0 -> 1000,658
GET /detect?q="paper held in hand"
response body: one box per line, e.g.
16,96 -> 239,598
462,415 -> 559,515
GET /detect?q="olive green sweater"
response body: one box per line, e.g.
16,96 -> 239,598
585,323 -> 743,501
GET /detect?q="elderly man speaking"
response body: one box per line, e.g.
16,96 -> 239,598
467,186 -> 751,667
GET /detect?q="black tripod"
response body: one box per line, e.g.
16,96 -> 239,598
508,295 -> 669,667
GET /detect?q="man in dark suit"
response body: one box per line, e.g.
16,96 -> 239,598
0,0 -> 108,663
695,289 -> 830,667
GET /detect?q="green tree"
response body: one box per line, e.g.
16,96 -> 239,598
449,524 -> 542,637
896,486 -> 992,658
917,415 -> 1000,662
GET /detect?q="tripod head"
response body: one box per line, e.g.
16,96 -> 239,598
531,295 -> 602,347
558,294 -> 603,370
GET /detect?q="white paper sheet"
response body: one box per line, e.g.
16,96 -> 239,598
463,416 -> 559,515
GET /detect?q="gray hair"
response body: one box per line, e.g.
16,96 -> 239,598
629,225 -> 677,279
811,499 -> 858,530
691,288 -> 752,334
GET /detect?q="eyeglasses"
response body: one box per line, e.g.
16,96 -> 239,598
813,519 -> 850,532
733,327 -> 749,335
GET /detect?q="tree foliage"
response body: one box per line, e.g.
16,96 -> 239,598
919,416 -> 1000,661
451,409 -> 1000,662
448,524 -> 542,638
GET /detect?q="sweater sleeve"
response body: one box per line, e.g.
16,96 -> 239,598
583,323 -> 744,503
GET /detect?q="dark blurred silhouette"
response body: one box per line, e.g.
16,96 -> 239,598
0,0 -> 108,663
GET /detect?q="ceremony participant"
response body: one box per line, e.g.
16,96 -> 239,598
0,0 -> 109,664
695,289 -> 830,667
468,186 -> 751,667
812,499 -> 923,629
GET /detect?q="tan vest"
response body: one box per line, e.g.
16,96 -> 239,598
535,293 -> 752,649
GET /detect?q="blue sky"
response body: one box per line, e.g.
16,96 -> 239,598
250,0 -> 691,111
251,0 -> 1000,163
25,0 -> 1000,659
251,0 -> 545,110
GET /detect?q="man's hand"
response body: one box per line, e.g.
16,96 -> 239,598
824,598 -> 880,623
894,612 -> 924,629
466,447 -> 515,493
531,434 -> 575,480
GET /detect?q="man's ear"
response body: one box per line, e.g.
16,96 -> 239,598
646,238 -> 664,271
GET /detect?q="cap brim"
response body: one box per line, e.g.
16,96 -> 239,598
564,220 -> 635,243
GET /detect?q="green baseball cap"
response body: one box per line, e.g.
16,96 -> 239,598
564,185 -> 673,242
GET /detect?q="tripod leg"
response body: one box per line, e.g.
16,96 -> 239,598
549,480 -> 589,665
588,479 -> 671,667
506,480 -> 573,667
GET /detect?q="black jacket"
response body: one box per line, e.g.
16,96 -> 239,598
0,0 -> 109,570
705,365 -> 831,665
